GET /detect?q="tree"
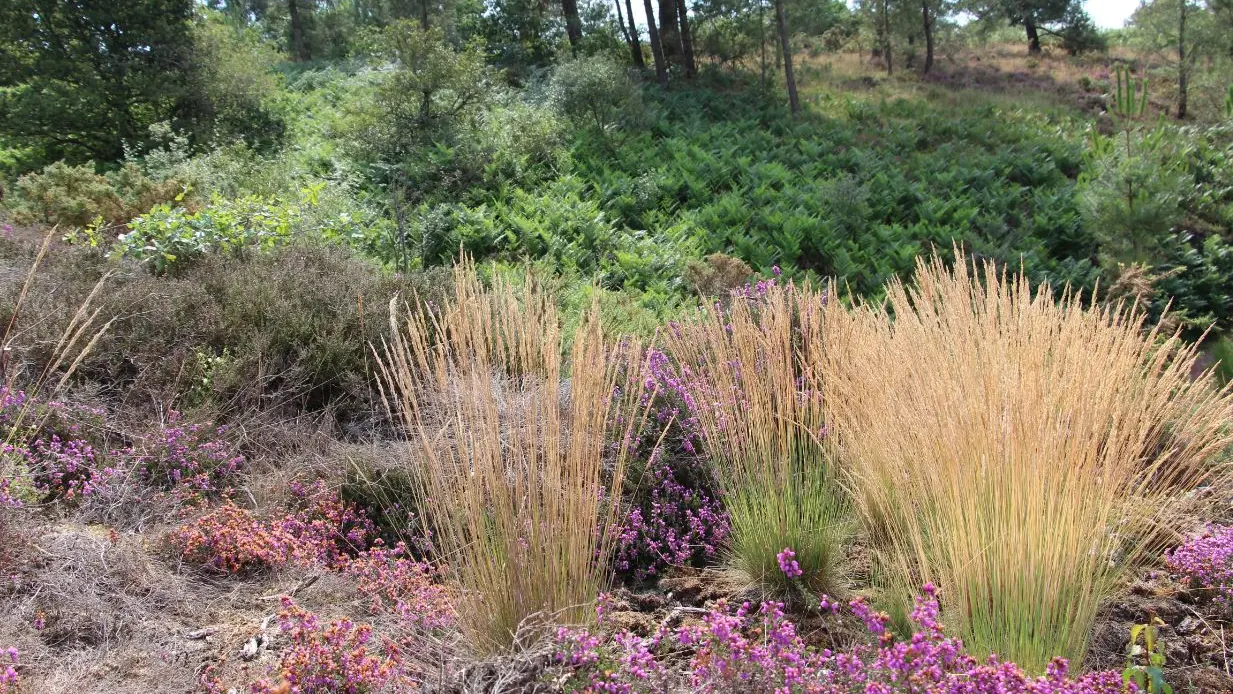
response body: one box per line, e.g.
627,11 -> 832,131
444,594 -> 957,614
921,0 -> 935,72
1131,0 -> 1218,119
288,0 -> 312,60
677,0 -> 698,76
563,0 -> 584,48
614,0 -> 646,67
0,0 -> 204,165
773,0 -> 799,113
644,0 -> 670,85
660,0 -> 683,65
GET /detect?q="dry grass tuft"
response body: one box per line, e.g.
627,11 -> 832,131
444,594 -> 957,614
379,258 -> 647,656
823,251 -> 1233,672
665,281 -> 850,597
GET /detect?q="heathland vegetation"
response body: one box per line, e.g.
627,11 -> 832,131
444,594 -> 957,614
4,0 -> 1233,691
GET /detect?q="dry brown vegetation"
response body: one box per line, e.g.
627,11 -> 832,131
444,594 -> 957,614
379,259 -> 650,655
822,252 -> 1233,671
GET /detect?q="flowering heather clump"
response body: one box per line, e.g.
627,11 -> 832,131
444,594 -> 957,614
776,548 -> 802,578
1,387 -> 116,505
0,478 -> 19,509
1166,524 -> 1233,606
553,586 -> 1128,693
248,597 -> 410,694
279,479 -> 377,568
342,542 -> 454,631
170,482 -> 377,573
615,455 -> 728,581
170,503 -> 290,573
133,412 -> 243,498
0,647 -> 16,693
614,348 -> 728,581
19,435 -> 119,502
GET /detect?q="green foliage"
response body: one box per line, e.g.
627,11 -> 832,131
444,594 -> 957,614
191,16 -> 286,149
1058,4 -> 1107,55
0,0 -> 202,167
0,240 -> 449,420
1113,65 -> 1150,121
1078,126 -> 1191,264
1122,619 -> 1173,694
115,188 -> 369,274
548,55 -> 645,134
7,161 -> 187,229
365,22 -> 494,157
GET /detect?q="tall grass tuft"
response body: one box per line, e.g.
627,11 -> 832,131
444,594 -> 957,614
378,258 -> 647,655
823,252 -> 1233,672
665,281 -> 849,597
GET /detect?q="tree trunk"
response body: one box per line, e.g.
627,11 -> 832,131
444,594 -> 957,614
563,0 -> 583,50
615,0 -> 632,46
759,0 -> 768,88
623,0 -> 646,68
881,0 -> 892,75
643,0 -> 669,87
922,1 -> 934,74
659,0 -> 681,66
676,0 -> 696,77
1178,0 -> 1188,119
288,0 -> 311,61
1025,16 -> 1041,54
420,0 -> 430,29
773,0 -> 799,115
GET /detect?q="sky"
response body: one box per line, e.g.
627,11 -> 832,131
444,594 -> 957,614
1086,0 -> 1140,28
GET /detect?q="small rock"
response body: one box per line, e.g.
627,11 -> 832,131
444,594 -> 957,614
240,634 -> 266,661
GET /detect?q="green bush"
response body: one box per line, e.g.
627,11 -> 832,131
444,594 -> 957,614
7,161 -> 187,229
547,55 -> 644,134
114,187 -> 371,274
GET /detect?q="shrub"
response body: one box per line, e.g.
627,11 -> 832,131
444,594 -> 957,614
551,585 -> 1128,693
114,190 -> 368,274
132,412 -> 243,498
823,252 -> 1233,672
0,647 -> 17,693
548,55 -> 644,134
614,454 -> 729,580
247,598 -> 410,694
169,482 -> 376,574
340,542 -> 454,631
7,160 -> 186,229
379,259 -> 649,654
0,241 -> 449,425
1166,525 -> 1233,607
664,280 -> 849,598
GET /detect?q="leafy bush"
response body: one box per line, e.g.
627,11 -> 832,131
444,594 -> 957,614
7,160 -> 186,229
115,188 -> 370,274
548,55 -> 644,133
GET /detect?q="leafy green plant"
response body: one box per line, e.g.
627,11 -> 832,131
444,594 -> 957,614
1122,618 -> 1173,694
548,55 -> 644,135
114,188 -> 367,273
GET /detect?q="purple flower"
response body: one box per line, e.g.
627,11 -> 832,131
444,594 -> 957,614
777,547 -> 803,578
